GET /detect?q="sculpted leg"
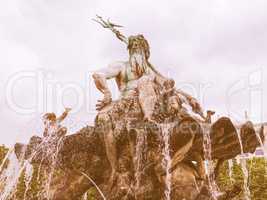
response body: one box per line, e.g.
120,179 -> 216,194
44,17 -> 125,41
105,130 -> 117,172
137,75 -> 157,121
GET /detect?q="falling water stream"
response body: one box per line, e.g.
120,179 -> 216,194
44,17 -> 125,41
202,123 -> 220,200
23,160 -> 34,200
82,192 -> 88,200
227,159 -> 234,183
236,128 -> 251,200
0,121 -> 64,200
159,123 -> 174,200
134,129 -> 148,190
80,171 -> 106,200
0,150 -> 22,200
254,125 -> 267,175
254,126 -> 267,159
240,159 -> 251,200
134,121 -> 174,200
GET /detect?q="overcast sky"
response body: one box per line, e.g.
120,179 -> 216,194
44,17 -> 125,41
1,0 -> 267,146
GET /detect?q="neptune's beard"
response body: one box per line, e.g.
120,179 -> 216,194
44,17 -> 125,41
129,50 -> 149,77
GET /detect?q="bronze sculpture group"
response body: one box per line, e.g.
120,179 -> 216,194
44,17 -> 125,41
13,16 -> 265,200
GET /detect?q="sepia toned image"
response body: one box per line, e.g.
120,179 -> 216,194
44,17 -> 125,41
0,1 -> 267,200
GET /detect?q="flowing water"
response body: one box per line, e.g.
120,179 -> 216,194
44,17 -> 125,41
82,192 -> 88,200
134,122 -> 173,200
0,150 -> 22,200
236,128 -> 251,200
240,159 -> 251,200
134,130 -> 148,190
0,121 -> 64,200
254,125 -> 267,173
254,126 -> 267,158
227,159 -> 234,183
81,172 -> 106,200
202,123 -> 220,200
159,123 -> 173,200
23,160 -> 34,200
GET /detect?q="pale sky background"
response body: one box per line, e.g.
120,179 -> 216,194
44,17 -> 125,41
0,0 -> 267,146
